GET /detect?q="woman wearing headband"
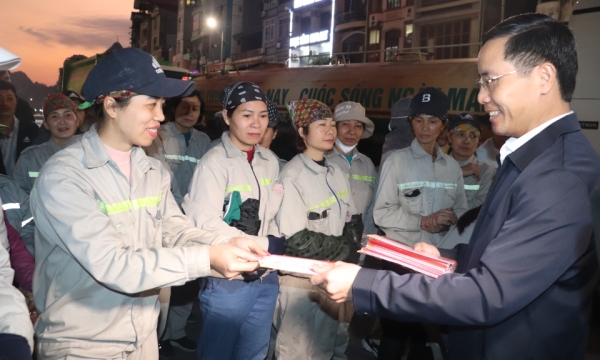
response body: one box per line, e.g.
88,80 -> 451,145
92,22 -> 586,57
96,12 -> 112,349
272,99 -> 357,360
30,48 -> 264,359
183,81 -> 284,360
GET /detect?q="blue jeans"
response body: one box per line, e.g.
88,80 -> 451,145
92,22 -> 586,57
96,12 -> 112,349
196,272 -> 279,360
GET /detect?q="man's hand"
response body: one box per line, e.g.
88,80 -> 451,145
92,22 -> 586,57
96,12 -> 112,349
413,242 -> 441,257
309,262 -> 361,303
461,163 -> 481,181
422,208 -> 457,233
228,237 -> 270,257
209,243 -> 261,279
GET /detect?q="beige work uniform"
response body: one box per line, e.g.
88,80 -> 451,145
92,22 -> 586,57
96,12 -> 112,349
183,132 -> 283,250
14,139 -> 61,195
326,147 -> 378,235
374,139 -> 468,247
31,125 -> 230,359
459,155 -> 496,210
273,153 -> 355,360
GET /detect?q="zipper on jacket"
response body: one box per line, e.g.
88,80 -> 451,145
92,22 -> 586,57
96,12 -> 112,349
325,165 -> 342,213
248,159 -> 263,236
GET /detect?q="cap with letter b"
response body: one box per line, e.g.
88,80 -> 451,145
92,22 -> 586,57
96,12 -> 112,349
409,87 -> 449,120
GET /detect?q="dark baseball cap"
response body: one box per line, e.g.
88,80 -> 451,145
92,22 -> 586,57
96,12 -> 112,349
409,87 -> 449,120
447,113 -> 482,131
80,48 -> 194,108
61,90 -> 85,104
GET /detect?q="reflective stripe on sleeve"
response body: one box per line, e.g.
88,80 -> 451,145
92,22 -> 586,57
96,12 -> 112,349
21,217 -> 34,227
464,184 -> 481,191
398,182 -> 457,190
29,172 -> 39,178
97,193 -> 163,215
2,203 -> 20,210
164,154 -> 199,163
225,185 -> 253,193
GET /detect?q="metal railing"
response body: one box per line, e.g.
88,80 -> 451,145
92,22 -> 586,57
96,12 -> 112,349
334,10 -> 367,25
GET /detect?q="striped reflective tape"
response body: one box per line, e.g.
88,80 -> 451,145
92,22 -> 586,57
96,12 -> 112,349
97,194 -> 162,215
225,184 -> 253,193
2,203 -> 20,210
21,217 -> 34,227
260,178 -> 273,186
352,175 -> 375,182
464,184 -> 481,191
164,154 -> 199,163
398,182 -> 457,190
29,172 -> 39,178
307,190 -> 349,211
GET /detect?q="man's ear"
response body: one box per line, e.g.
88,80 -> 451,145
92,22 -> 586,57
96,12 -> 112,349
539,62 -> 557,96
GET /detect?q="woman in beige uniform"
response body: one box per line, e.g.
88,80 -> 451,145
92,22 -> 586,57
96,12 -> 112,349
272,99 -> 357,360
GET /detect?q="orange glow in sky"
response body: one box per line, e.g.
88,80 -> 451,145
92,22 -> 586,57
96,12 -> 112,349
0,0 -> 134,85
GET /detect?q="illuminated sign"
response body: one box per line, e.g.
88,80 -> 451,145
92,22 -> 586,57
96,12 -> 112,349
294,0 -> 325,8
290,30 -> 329,48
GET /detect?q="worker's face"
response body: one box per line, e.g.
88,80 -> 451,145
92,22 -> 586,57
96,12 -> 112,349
112,95 -> 165,148
0,89 -> 17,118
477,37 -> 539,138
258,126 -> 277,149
336,120 -> 364,147
174,95 -> 201,132
0,72 -> 10,82
448,129 -> 479,159
44,109 -> 78,140
411,114 -> 444,147
224,100 -> 268,151
301,118 -> 336,152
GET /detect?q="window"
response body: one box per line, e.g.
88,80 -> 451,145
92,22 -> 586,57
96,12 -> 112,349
387,0 -> 401,9
385,30 -> 400,61
192,14 -> 199,31
320,11 -> 331,31
279,18 -> 290,39
264,18 -> 275,43
404,22 -> 413,47
419,19 -> 470,59
369,29 -> 380,45
300,17 -> 311,34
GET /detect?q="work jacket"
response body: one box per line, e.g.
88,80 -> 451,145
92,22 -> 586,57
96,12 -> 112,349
0,175 -> 34,253
277,153 -> 355,239
326,147 -> 377,235
146,121 -> 210,196
374,139 -> 468,247
0,201 -> 34,354
458,155 -> 496,210
31,125 -> 229,359
14,139 -> 61,195
183,132 -> 283,253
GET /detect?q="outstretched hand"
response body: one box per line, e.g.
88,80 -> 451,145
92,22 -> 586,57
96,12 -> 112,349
209,239 -> 264,279
309,261 -> 361,303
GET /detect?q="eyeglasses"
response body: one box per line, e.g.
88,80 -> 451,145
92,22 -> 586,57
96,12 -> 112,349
476,69 -> 521,92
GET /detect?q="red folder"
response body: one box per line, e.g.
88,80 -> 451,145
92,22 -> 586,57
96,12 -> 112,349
360,235 -> 457,278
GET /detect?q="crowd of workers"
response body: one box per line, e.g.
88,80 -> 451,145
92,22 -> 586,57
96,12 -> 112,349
0,12 -> 598,360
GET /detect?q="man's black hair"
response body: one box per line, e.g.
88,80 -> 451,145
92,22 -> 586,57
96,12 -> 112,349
0,81 -> 17,97
482,13 -> 577,102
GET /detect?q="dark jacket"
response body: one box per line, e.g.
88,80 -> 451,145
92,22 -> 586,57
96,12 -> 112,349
15,98 -> 34,126
353,113 -> 600,360
15,117 -> 39,161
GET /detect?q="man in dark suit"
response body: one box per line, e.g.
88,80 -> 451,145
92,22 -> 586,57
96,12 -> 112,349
310,13 -> 600,360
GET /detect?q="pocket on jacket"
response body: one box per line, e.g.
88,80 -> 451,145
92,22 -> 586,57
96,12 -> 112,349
108,212 -> 135,237
307,208 -> 330,233
444,188 -> 457,209
399,187 -> 424,214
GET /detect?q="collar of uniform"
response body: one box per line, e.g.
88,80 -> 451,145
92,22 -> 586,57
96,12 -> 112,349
457,154 -> 477,167
82,124 -> 155,172
410,138 -> 444,162
164,121 -> 199,142
299,152 -> 329,175
220,131 -> 269,161
508,112 -> 581,172
331,145 -> 359,159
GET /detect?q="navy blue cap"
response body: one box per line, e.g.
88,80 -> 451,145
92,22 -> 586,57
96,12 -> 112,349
447,113 -> 481,131
81,48 -> 194,104
409,87 -> 449,120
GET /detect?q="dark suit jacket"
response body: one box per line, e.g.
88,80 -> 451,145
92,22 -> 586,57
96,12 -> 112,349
15,116 -> 39,161
353,113 -> 600,360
